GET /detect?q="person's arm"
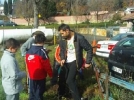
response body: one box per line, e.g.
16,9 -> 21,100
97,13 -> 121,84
42,59 -> 53,78
59,40 -> 66,66
20,37 -> 34,56
20,43 -> 28,56
41,49 -> 53,78
6,60 -> 26,80
80,36 -> 93,66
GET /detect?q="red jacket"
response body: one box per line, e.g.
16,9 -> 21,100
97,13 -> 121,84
25,45 -> 52,80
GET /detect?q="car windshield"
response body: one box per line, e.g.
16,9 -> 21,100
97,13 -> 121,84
110,34 -> 128,41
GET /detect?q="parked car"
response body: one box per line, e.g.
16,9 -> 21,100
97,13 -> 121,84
124,6 -> 134,14
95,33 -> 134,58
108,34 -> 134,81
0,20 -> 17,26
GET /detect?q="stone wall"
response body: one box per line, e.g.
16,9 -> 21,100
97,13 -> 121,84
74,28 -> 119,36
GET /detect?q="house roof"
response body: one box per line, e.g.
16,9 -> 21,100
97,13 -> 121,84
122,13 -> 134,20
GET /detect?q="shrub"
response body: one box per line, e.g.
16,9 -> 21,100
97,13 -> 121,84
0,15 -> 9,21
112,13 -> 121,22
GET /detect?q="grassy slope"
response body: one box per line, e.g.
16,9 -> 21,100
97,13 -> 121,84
0,45 -> 59,100
0,44 -> 96,100
0,45 -> 134,100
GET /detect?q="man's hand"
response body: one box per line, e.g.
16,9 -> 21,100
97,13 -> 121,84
60,60 -> 65,66
85,63 -> 91,68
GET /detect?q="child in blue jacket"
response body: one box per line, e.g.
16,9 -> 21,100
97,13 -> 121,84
0,38 -> 26,100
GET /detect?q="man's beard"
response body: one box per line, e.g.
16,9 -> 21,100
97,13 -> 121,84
62,35 -> 71,40
62,36 -> 68,39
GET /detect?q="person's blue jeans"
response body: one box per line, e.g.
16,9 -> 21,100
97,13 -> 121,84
29,79 -> 46,100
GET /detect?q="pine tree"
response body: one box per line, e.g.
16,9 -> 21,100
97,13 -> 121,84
4,0 -> 8,15
13,0 -> 18,3
8,0 -> 12,15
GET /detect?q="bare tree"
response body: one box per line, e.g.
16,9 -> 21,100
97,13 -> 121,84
33,0 -> 40,28
87,0 -> 103,23
15,0 -> 40,28
87,0 -> 115,22
71,0 -> 89,23
23,0 -> 34,26
101,0 -> 115,22
14,0 -> 33,26
56,1 -> 67,14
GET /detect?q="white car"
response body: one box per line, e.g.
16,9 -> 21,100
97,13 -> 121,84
124,7 -> 134,14
95,33 -> 133,58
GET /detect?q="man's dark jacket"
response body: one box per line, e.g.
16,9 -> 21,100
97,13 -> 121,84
59,32 -> 93,69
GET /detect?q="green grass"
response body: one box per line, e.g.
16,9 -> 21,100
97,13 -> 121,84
43,22 -> 119,29
0,44 -> 96,100
0,50 -> 5,100
0,76 -> 5,100
0,21 -> 120,30
0,45 -> 56,100
0,45 -> 134,100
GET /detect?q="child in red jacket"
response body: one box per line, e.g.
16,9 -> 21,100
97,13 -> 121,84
25,33 -> 53,100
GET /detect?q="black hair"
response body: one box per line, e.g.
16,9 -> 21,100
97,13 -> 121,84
31,31 -> 44,37
5,38 -> 20,49
34,34 -> 46,44
58,24 -> 70,31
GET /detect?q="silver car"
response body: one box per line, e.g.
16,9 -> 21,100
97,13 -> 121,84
95,33 -> 133,58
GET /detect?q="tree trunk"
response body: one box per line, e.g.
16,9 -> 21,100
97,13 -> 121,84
33,0 -> 39,28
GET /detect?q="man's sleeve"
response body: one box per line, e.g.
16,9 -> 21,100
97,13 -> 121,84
43,59 -> 53,77
59,40 -> 66,60
20,38 -> 33,56
41,49 -> 53,77
80,36 -> 93,64
7,60 -> 26,80
20,43 -> 27,56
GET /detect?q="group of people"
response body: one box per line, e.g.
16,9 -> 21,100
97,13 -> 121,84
0,24 -> 93,100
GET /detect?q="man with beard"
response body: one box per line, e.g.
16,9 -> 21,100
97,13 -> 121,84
58,24 -> 93,100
